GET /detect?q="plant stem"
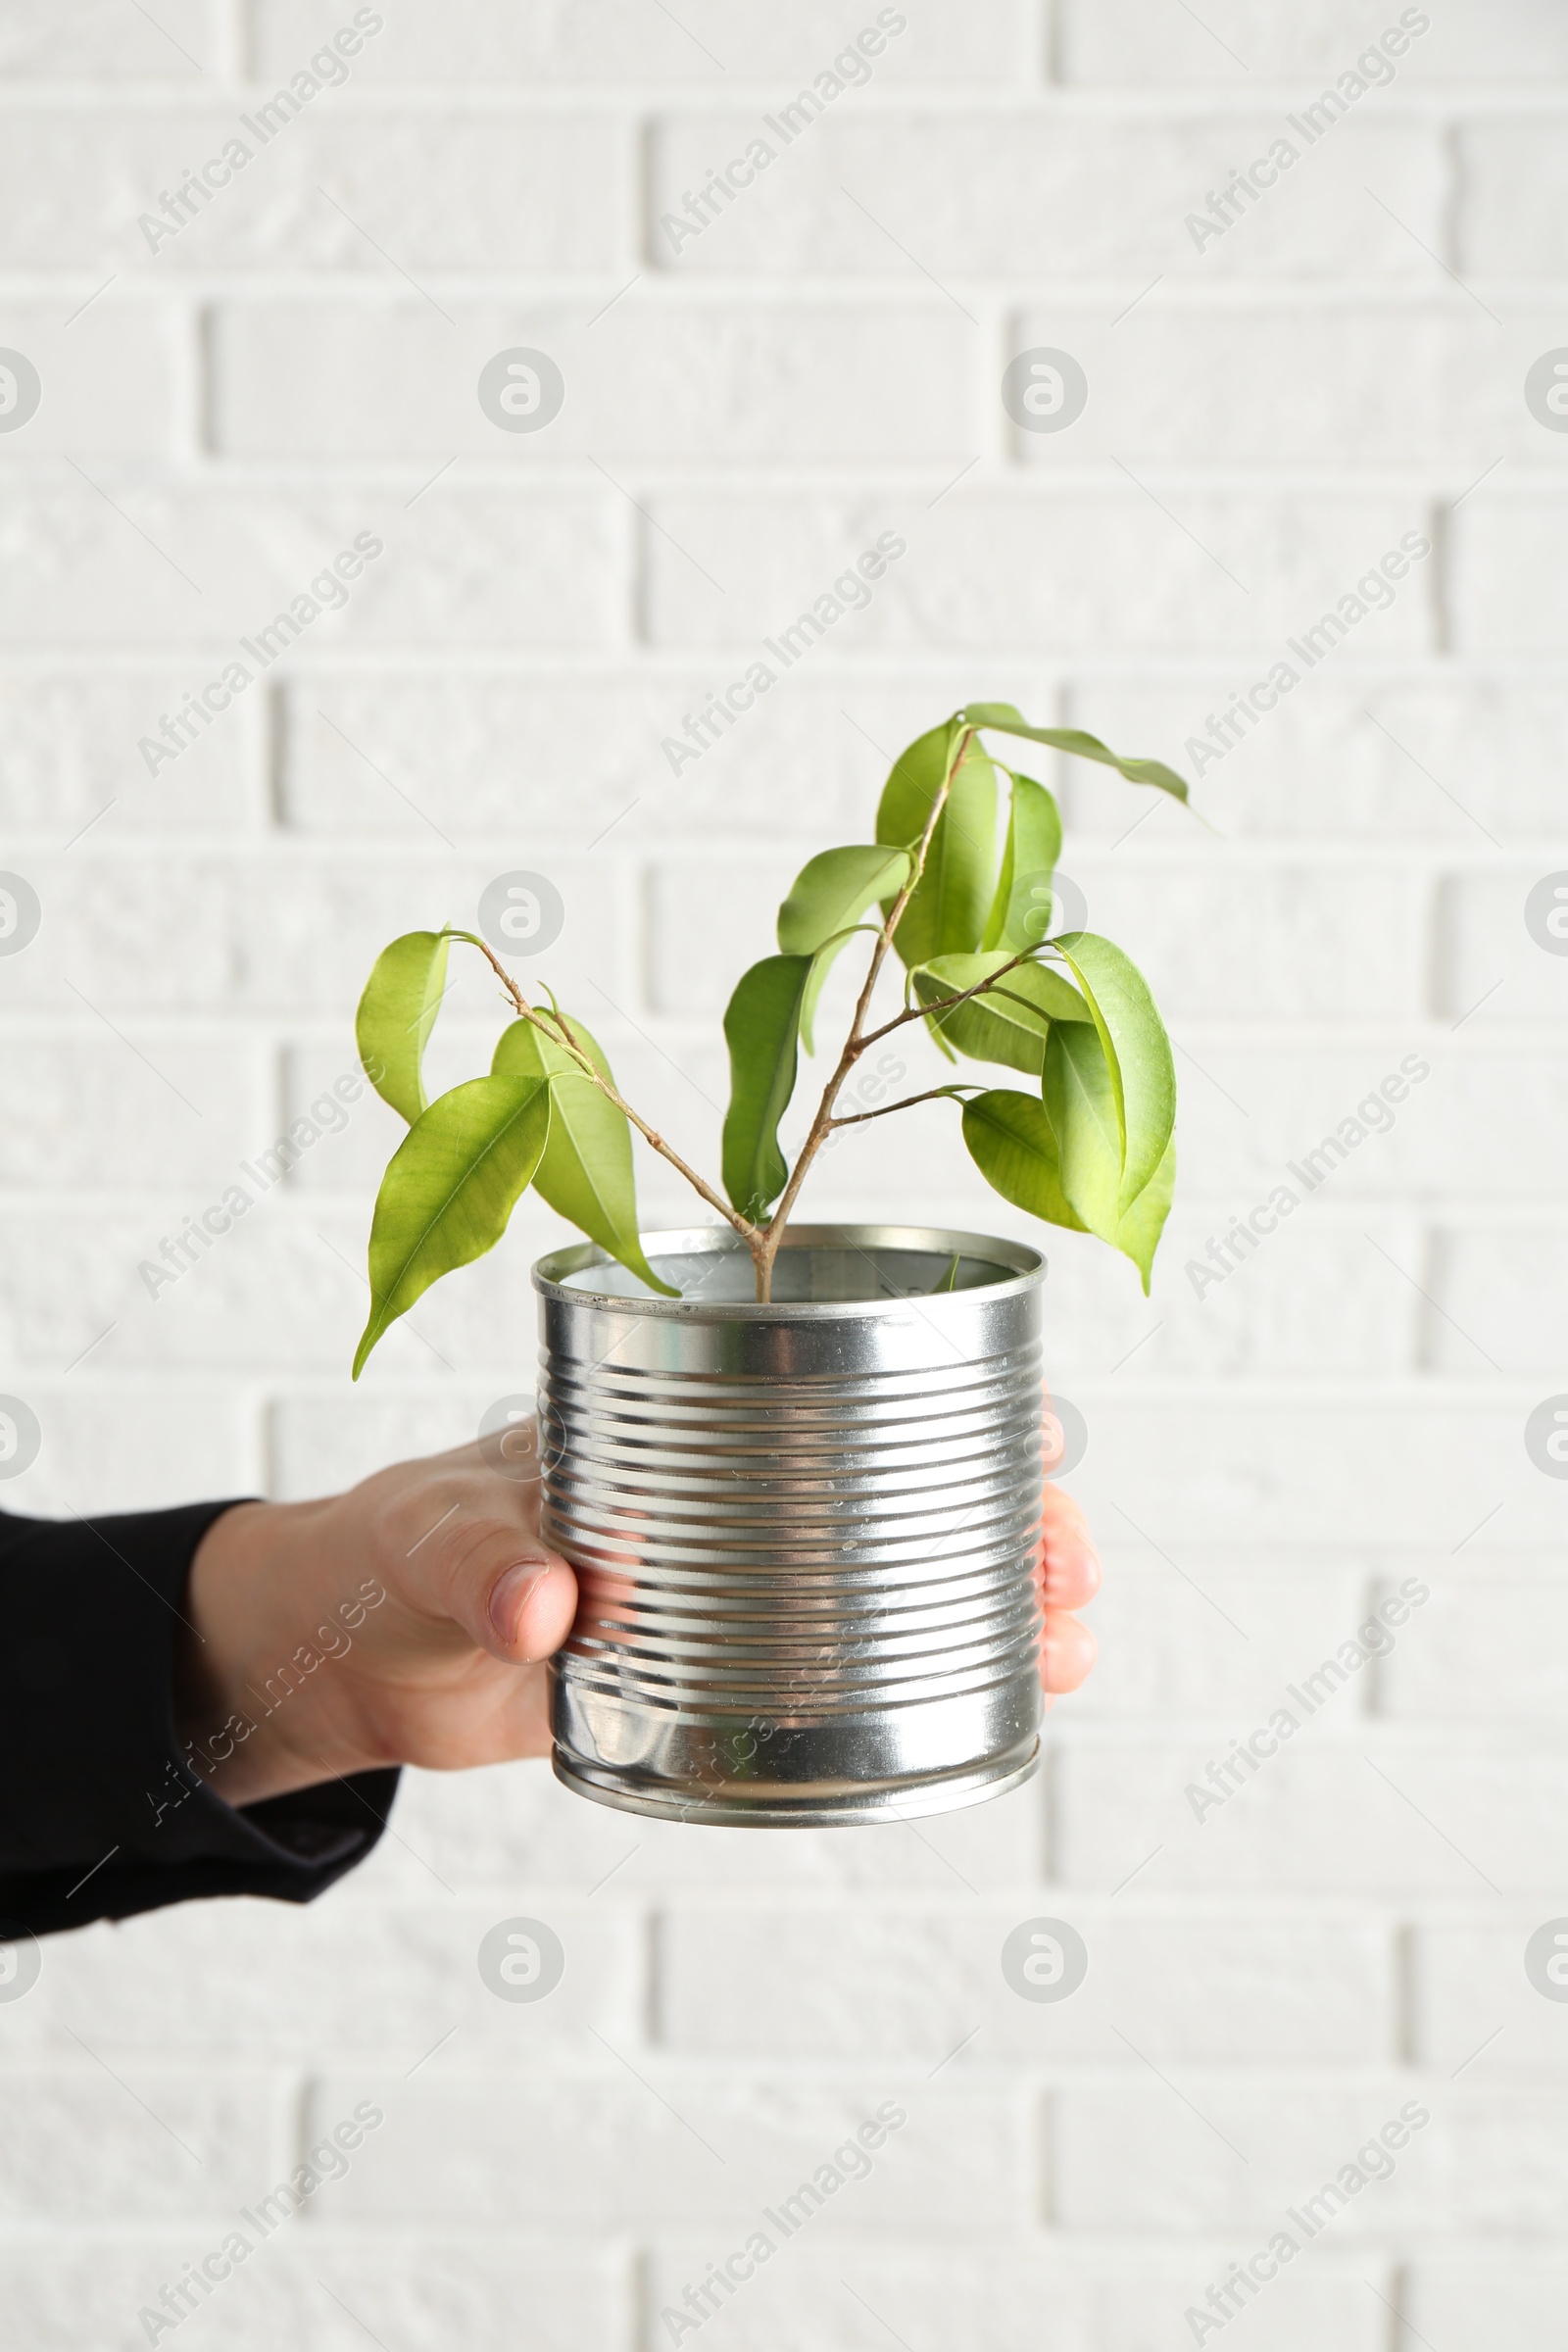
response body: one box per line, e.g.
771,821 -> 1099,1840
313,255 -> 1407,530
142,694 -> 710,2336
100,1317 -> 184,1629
464,722 -> 1035,1304
469,936 -> 761,1250
857,947 -> 1053,1048
750,722 -> 973,1301
828,1084 -> 981,1129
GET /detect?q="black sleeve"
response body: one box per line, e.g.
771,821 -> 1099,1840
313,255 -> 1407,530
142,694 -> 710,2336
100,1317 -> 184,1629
0,1500 -> 400,1938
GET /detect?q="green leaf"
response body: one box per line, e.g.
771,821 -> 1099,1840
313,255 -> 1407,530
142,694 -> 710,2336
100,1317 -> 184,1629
1051,932 -> 1176,1210
1042,1020 -> 1123,1242
964,1087 -> 1175,1290
777,846 -> 906,1055
721,955 -> 812,1221
353,1076 -> 550,1378
800,938 -> 837,1058
913,952 -> 1092,1076
798,924 -> 880,1055
775,843 -> 907,1059
777,845 -> 909,956
1115,1133 -> 1176,1295
355,930 -> 450,1125
961,1090 -> 1087,1234
875,722 -> 1000,968
493,1013 -> 677,1298
982,773 -> 1063,953
961,702 -> 1191,806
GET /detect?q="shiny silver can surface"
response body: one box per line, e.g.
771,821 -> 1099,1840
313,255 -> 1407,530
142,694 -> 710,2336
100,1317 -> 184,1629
534,1224 -> 1046,1826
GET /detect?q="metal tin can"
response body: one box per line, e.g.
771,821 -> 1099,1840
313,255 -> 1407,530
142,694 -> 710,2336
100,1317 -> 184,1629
534,1224 -> 1046,1826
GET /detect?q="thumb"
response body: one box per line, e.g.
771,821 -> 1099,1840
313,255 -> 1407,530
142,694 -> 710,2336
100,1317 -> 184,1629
419,1516 -> 578,1666
486,1548 -> 578,1665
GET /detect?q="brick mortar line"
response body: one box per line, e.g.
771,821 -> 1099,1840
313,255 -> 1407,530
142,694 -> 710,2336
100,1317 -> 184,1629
20,1372 -> 1568,1399
3,454 -> 1557,475
13,275 -> 1568,303
1056,1720 -> 1568,1743
0,646 -> 1558,662
5,842 -> 1556,864
0,833 -> 1558,858
2,87 -> 1567,115
0,2093 -> 1485,2119
10,1198 -> 1568,1225
349,1866 -> 1568,1894
3,466 -> 1559,494
0,1017 -> 1559,1044
133,1891 -> 1559,1918
1,650 -> 1565,677
214,0 -> 245,84
0,1923 -> 1542,1947
3,82 -> 1568,103
0,2221 -> 1530,2241
14,271 -> 1568,291
0,851 -> 1560,879
8,1386 -> 1558,1409
0,2052 -> 1522,2076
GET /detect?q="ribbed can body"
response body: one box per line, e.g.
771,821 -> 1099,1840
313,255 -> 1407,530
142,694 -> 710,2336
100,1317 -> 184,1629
535,1226 -> 1046,1826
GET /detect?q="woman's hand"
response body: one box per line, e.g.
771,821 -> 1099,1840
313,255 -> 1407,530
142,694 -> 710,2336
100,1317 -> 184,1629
176,1429 -> 576,1806
1036,1478 -> 1101,1701
178,1411 -> 1100,1808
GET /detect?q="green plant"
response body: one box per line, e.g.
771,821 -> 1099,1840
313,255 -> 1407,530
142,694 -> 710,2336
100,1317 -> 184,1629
350,704 -> 1191,1373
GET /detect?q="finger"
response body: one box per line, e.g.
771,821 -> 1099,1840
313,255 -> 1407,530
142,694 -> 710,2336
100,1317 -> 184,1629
1040,1606 -> 1096,1694
489,1552 -> 578,1665
1039,1483 -> 1101,1609
421,1515 -> 578,1666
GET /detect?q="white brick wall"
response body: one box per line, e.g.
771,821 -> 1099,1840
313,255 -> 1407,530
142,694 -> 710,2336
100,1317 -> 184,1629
1,4 -> 1565,2345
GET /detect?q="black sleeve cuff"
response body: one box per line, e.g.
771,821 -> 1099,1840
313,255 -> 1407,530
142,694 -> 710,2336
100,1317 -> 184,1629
0,1500 -> 400,1938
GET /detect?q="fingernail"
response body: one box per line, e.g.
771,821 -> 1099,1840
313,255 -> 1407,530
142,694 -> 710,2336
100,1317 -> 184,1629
488,1559 -> 549,1647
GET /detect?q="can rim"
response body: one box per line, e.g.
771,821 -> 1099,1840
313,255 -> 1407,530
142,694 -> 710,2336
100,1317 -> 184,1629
532,1222 -> 1047,1322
